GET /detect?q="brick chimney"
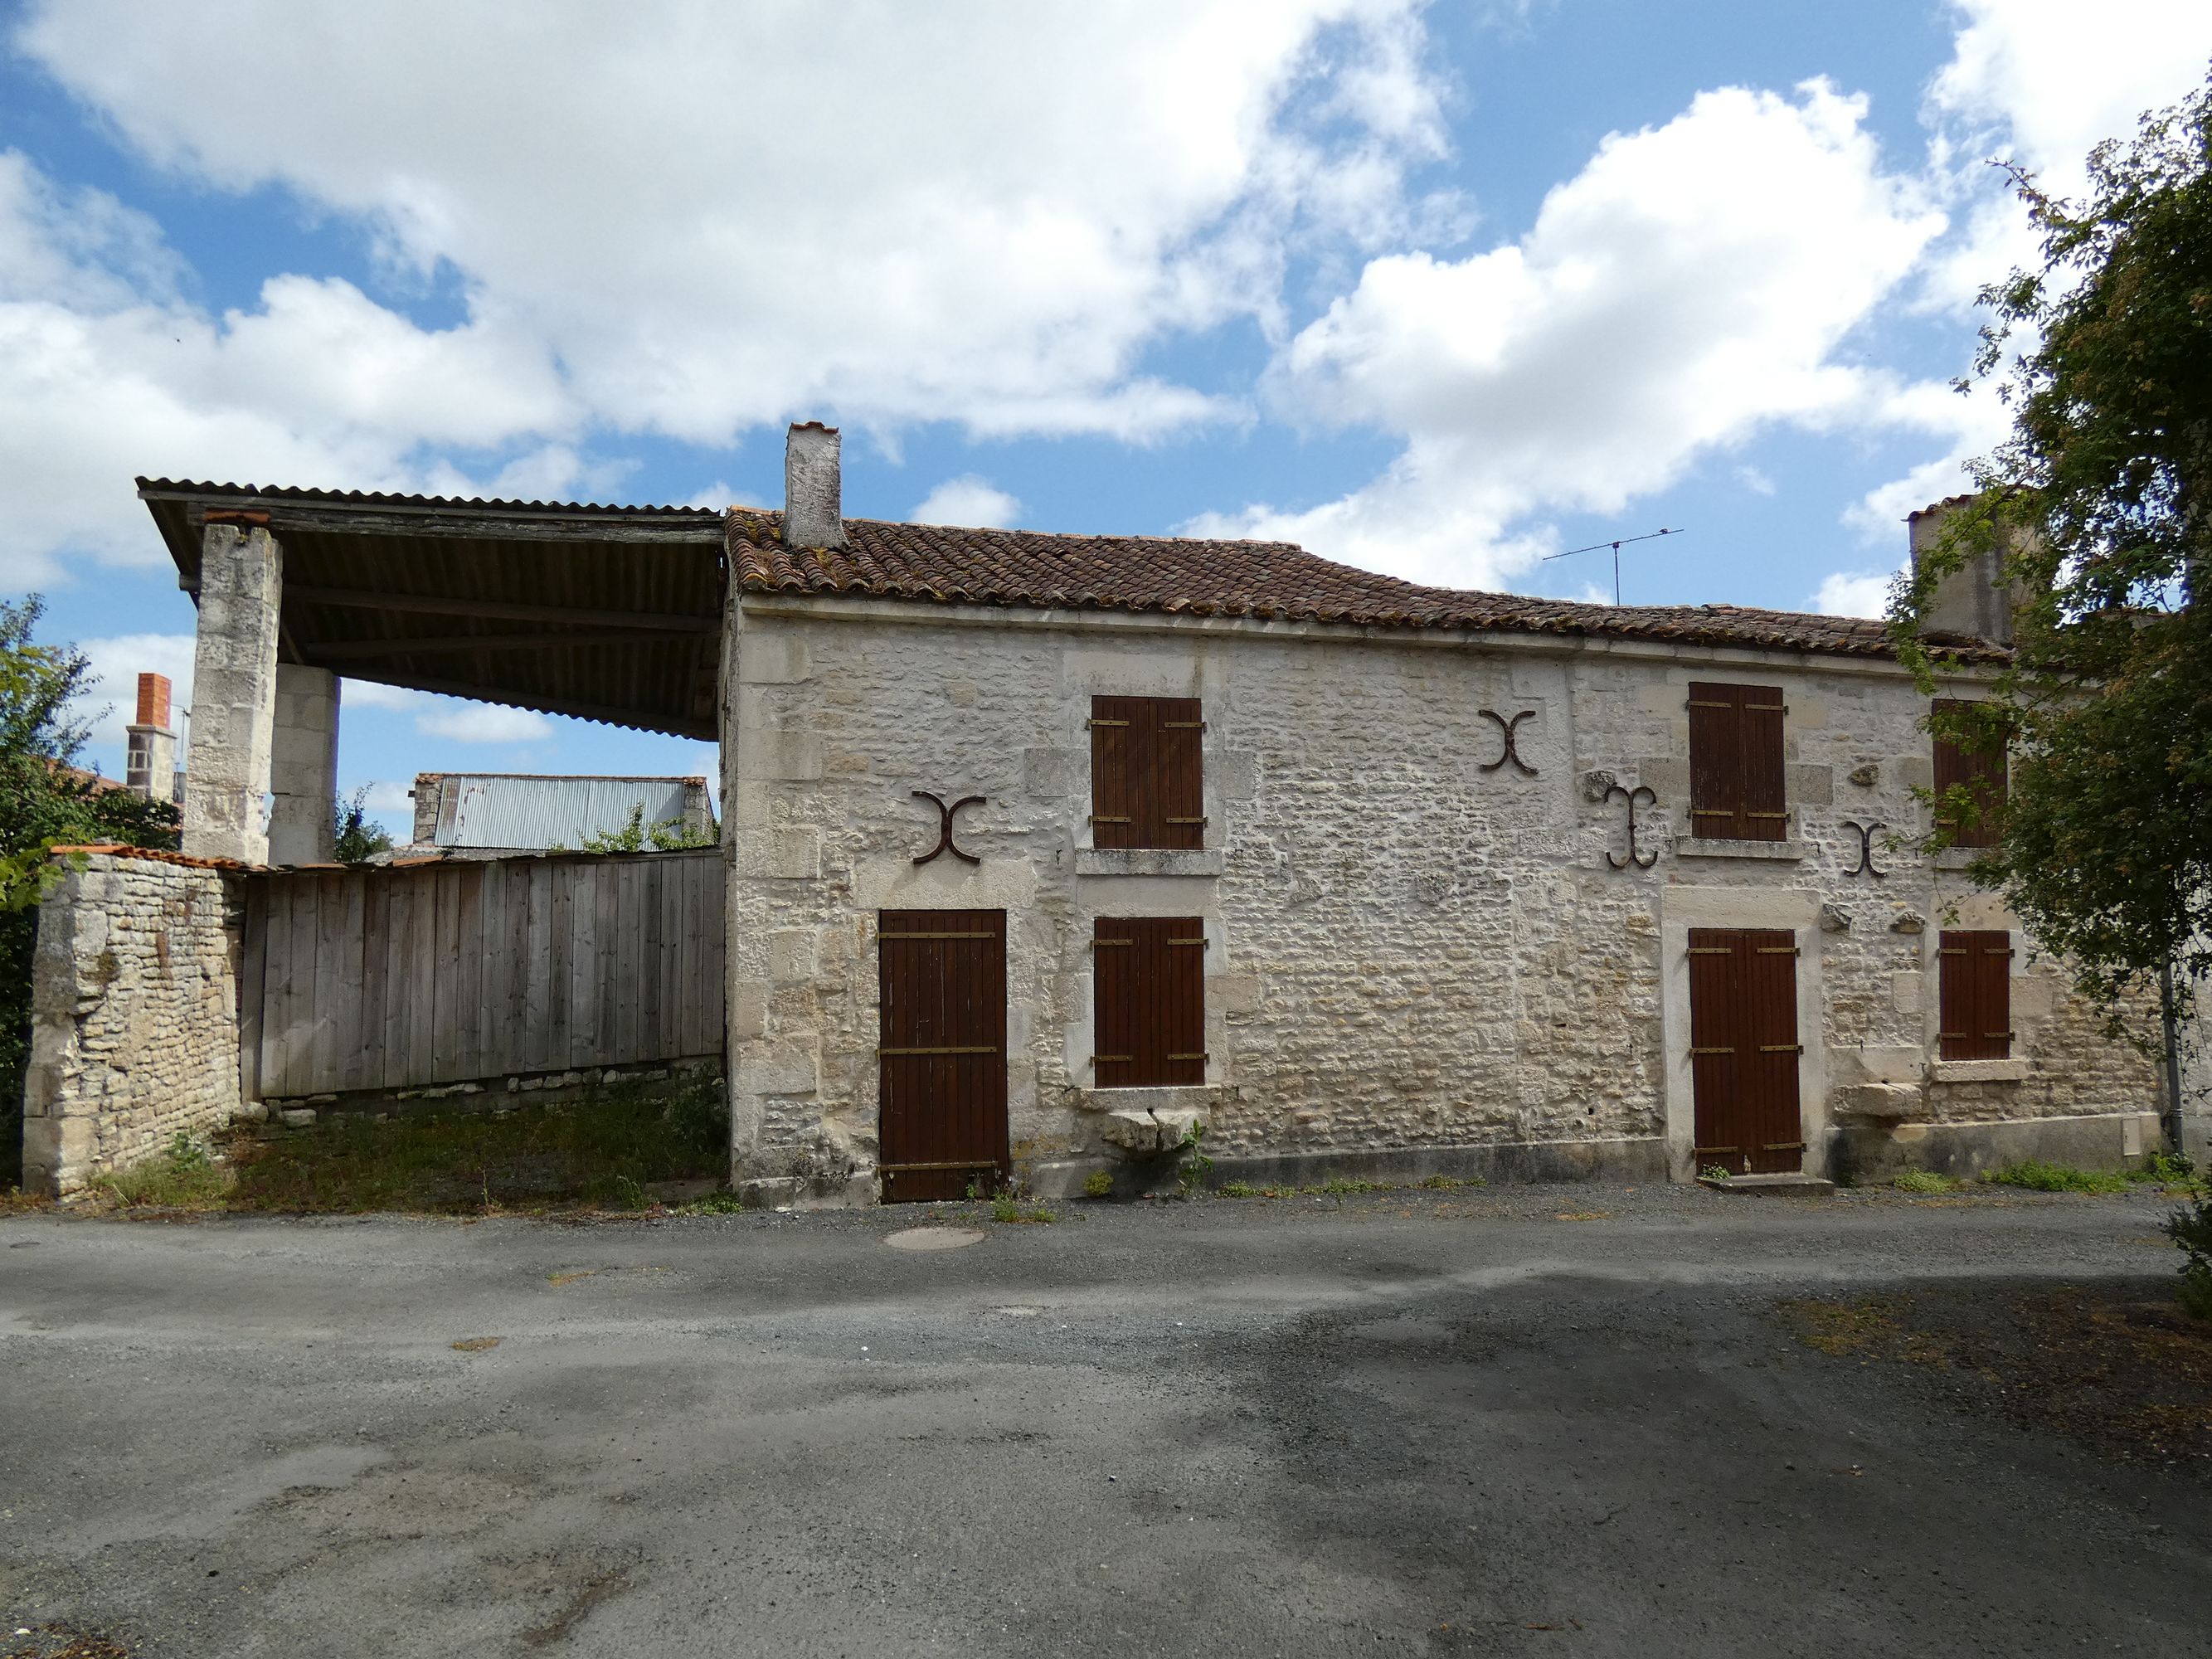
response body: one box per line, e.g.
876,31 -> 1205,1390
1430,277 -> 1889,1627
783,421 -> 847,551
1908,497 -> 2015,648
125,672 -> 178,803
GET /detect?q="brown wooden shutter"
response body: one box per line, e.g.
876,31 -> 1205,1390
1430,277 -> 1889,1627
1153,697 -> 1206,850
1931,698 -> 2007,849
1090,694 -> 1143,850
1092,916 -> 1205,1087
1688,682 -> 1787,841
1090,695 -> 1204,849
1937,929 -> 2012,1060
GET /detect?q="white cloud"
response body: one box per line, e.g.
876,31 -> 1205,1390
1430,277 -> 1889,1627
11,0 -> 1448,472
0,151 -> 577,586
70,630 -> 196,751
338,679 -> 428,712
1848,3 -> 2212,538
360,780 -> 416,814
911,476 -> 1023,528
1193,82 -> 1943,586
1932,0 -> 2212,192
1813,570 -> 1896,619
414,701 -> 552,743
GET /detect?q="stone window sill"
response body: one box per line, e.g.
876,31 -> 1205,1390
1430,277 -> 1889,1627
1076,849 -> 1224,878
1073,1082 -> 1222,1113
1928,1058 -> 2026,1083
1673,836 -> 1804,863
1932,847 -> 1991,872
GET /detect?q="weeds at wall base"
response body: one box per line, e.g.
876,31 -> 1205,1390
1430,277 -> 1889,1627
1212,1172 -> 1487,1200
89,1075 -> 730,1216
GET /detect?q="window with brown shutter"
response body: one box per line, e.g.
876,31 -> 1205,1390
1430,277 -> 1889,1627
1686,681 -> 1788,841
1089,695 -> 1205,849
1938,929 -> 2012,1060
1091,916 -> 1206,1087
1931,698 -> 2008,849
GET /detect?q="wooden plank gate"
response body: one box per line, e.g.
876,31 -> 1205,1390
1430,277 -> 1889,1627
1686,927 -> 1803,1175
240,849 -> 724,1100
877,908 -> 1008,1202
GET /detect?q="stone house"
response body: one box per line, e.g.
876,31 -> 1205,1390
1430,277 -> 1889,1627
17,429 -> 2190,1199
718,427 -> 2180,1201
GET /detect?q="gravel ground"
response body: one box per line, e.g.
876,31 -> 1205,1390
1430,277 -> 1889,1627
2,1180 -> 2205,1657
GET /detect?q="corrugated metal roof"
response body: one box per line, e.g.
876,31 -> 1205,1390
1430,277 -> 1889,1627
137,478 -> 720,520
139,480 -> 726,739
427,774 -> 710,849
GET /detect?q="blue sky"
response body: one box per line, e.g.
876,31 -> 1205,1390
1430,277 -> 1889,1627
1,2 -> 2206,837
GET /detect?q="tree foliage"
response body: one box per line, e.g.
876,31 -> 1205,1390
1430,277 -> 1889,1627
333,787 -> 393,864
0,597 -> 182,1182
1894,70 -> 2212,1019
567,801 -> 717,854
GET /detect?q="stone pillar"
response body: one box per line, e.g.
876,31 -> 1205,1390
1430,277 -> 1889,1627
269,665 -> 339,864
124,672 -> 177,804
182,521 -> 283,864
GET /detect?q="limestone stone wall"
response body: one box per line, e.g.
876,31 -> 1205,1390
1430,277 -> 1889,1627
21,851 -> 244,1195
723,600 -> 2162,1198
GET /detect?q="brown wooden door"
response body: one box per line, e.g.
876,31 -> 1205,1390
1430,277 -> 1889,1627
1687,927 -> 1803,1175
878,909 -> 1008,1202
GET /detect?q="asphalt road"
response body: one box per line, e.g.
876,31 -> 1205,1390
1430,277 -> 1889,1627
2,1183 -> 2205,1657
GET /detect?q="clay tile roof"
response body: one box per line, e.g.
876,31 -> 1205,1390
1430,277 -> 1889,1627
728,510 -> 1923,660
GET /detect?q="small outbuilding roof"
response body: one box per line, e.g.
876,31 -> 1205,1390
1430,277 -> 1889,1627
728,509 -> 1912,659
139,479 -> 726,738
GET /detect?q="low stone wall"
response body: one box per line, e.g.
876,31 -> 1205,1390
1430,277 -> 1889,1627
21,850 -> 244,1195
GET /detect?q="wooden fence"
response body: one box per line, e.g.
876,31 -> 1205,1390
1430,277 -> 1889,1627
241,849 -> 724,1100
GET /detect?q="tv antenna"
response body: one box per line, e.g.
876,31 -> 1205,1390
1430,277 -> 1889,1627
1542,527 -> 1683,606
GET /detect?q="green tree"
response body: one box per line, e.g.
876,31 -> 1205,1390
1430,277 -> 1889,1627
333,788 -> 393,864
1893,71 -> 2212,1028
0,597 -> 182,1183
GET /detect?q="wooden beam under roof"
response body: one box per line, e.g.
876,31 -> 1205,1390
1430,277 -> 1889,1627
333,667 -> 717,742
284,585 -> 719,632
308,628 -> 714,661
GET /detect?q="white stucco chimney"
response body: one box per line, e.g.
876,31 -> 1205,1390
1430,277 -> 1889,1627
783,421 -> 847,550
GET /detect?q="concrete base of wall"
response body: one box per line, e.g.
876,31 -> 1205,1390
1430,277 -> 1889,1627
1028,1134 -> 1670,1201
737,1136 -> 1670,1210
1829,1111 -> 2166,1185
737,1113 -> 2202,1210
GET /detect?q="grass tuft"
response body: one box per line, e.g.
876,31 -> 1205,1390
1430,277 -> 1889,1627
678,1190 -> 751,1215
97,1132 -> 231,1209
1893,1169 -> 1962,1194
1985,1160 -> 2131,1195
2135,1150 -> 2200,1189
